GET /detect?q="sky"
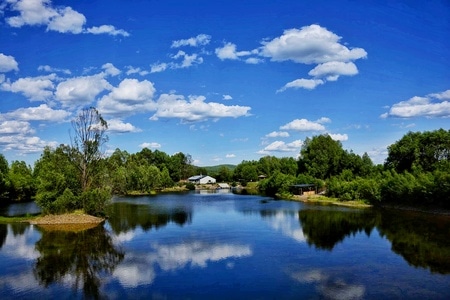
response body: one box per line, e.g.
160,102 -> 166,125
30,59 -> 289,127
0,0 -> 449,167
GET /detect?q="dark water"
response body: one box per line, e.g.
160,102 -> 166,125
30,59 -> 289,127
1,191 -> 450,299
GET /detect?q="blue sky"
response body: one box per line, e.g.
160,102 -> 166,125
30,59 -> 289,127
0,0 -> 449,167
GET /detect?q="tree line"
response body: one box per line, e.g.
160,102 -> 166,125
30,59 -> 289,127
0,107 -> 449,214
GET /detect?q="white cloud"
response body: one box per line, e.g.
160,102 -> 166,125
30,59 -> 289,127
328,133 -> 348,141
215,42 -> 252,60
85,25 -> 129,37
0,53 -> 19,72
260,25 -> 367,64
150,62 -> 168,73
38,65 -> 71,74
107,119 -> 141,133
171,51 -> 203,68
280,118 -> 327,131
277,78 -> 324,92
226,154 -> 236,158
171,34 -> 211,48
258,140 -> 303,154
308,61 -> 358,80
0,134 -> 57,153
0,120 -> 34,135
265,131 -> 290,138
223,95 -> 233,100
55,74 -> 112,107
47,6 -> 86,34
140,142 -> 161,149
5,0 -> 129,36
102,63 -> 121,76
382,89 -> 450,118
1,74 -> 56,101
98,78 -> 157,117
126,66 -> 149,76
2,104 -> 70,122
150,94 -> 251,122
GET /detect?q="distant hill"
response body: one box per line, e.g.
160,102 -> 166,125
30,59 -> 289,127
201,164 -> 236,174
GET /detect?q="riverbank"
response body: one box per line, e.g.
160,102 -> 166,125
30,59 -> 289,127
291,194 -> 373,208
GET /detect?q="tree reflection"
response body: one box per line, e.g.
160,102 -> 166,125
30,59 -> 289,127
107,202 -> 192,234
33,225 -> 124,299
298,208 -> 377,250
377,210 -> 450,274
297,206 -> 450,274
0,224 -> 6,249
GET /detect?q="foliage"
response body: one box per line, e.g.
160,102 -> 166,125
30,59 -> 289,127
258,171 -> 297,197
385,129 -> 450,173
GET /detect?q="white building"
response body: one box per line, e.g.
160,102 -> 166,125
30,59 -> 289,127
188,175 -> 216,184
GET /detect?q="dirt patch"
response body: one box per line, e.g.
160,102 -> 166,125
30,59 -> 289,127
29,213 -> 105,225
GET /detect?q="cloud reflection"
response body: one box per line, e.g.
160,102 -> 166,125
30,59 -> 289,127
266,211 -> 306,243
113,241 -> 252,287
291,269 -> 365,300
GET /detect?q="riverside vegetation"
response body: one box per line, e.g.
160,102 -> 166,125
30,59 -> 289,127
0,107 -> 449,217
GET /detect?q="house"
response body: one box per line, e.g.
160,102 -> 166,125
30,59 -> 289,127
188,175 -> 216,184
290,184 -> 317,196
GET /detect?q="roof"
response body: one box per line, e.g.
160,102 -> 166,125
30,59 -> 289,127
291,184 -> 316,188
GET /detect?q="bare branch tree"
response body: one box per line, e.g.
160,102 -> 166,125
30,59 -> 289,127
71,107 -> 108,192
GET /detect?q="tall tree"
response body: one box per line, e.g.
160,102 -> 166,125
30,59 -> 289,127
298,134 -> 344,179
71,107 -> 108,192
0,154 -> 9,200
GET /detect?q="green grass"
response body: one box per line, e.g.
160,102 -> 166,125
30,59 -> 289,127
0,214 -> 39,223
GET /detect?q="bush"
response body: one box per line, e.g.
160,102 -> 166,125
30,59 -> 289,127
81,188 -> 111,216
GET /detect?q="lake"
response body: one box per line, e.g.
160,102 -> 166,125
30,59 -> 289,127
1,190 -> 450,299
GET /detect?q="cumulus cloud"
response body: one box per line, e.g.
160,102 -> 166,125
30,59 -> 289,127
171,34 -> 211,48
126,66 -> 149,76
1,74 -> 56,101
38,65 -> 71,74
328,133 -> 348,141
55,74 -> 112,107
308,61 -> 358,80
102,63 -> 121,76
258,140 -> 303,154
215,42 -> 252,60
5,0 -> 129,36
223,95 -> 233,100
150,62 -> 168,73
1,104 -> 70,122
107,119 -> 142,133
98,78 -> 157,117
0,120 -> 34,135
260,25 -> 367,64
140,142 -> 162,149
85,25 -> 129,37
381,89 -> 450,118
280,118 -> 327,131
277,78 -> 324,92
150,94 -> 251,122
172,51 -> 203,68
226,154 -> 236,158
265,131 -> 290,138
0,53 -> 19,72
0,134 -> 57,153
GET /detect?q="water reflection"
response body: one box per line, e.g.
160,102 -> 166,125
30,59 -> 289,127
113,241 -> 252,287
107,197 -> 193,234
297,207 -> 450,274
298,208 -> 377,250
33,225 -> 124,299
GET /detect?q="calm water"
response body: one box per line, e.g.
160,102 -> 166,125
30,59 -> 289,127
1,191 -> 450,299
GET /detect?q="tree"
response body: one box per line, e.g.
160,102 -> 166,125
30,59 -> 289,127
385,129 -> 450,173
298,134 -> 344,179
71,107 -> 108,192
0,154 -> 9,200
8,161 -> 35,201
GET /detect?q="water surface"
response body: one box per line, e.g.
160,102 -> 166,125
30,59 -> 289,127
1,191 -> 449,299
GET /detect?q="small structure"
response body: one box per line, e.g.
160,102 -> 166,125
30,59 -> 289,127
188,175 -> 216,184
217,183 -> 231,189
291,184 -> 317,196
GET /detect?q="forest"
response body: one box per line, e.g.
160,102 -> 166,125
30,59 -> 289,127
1,107 -> 449,215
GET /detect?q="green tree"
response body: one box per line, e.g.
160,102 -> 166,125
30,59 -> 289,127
8,160 -> 35,201
0,154 -> 9,199
298,134 -> 344,179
